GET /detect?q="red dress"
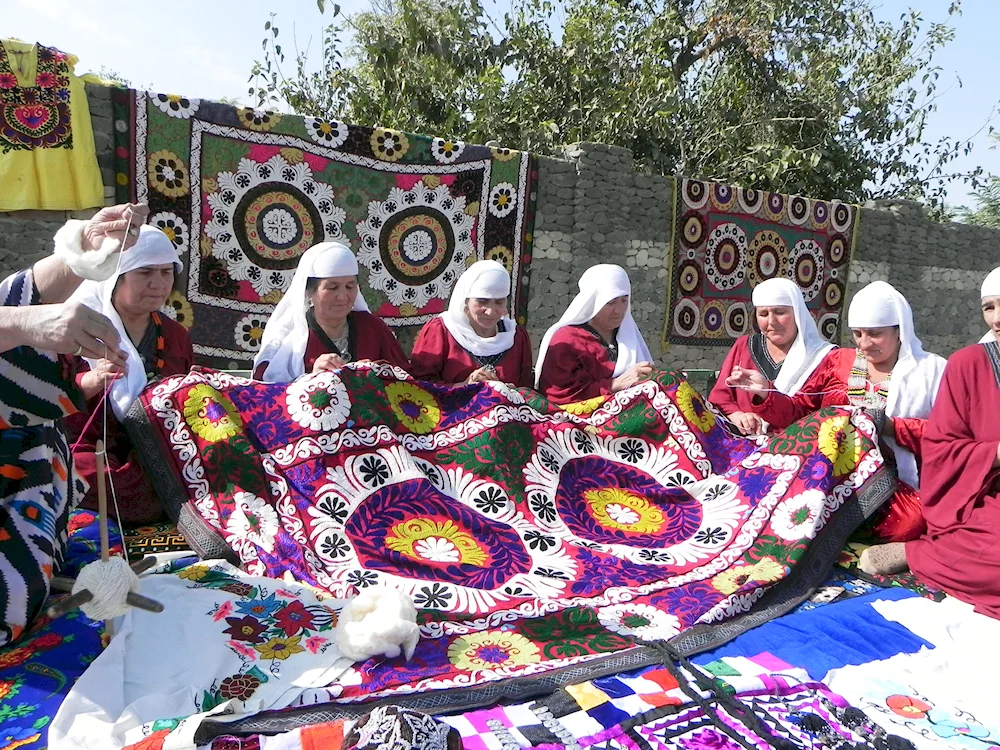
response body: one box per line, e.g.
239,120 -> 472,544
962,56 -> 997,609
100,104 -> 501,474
66,315 -> 193,524
537,326 -> 616,405
751,347 -> 927,542
710,335 -> 760,416
253,311 -> 409,380
908,344 -> 1000,618
409,317 -> 533,387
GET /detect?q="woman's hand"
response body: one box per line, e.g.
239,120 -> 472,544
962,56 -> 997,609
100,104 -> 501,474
724,365 -> 770,398
80,358 -> 127,399
82,203 -> 149,254
611,362 -> 653,392
466,366 -> 497,384
728,411 -> 764,436
313,353 -> 347,373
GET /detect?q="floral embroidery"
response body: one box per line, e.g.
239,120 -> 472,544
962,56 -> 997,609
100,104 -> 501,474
225,492 -> 279,553
286,373 -> 352,432
237,107 -> 281,131
305,117 -> 348,148
676,382 -> 716,433
385,519 -> 488,566
488,183 -> 517,218
147,150 -> 190,197
597,603 -> 681,641
0,43 -> 72,153
370,128 -> 409,161
447,631 -> 541,671
254,635 -> 306,661
150,92 -> 200,119
385,382 -> 441,434
162,291 -> 194,330
818,415 -> 860,476
183,384 -> 243,442
712,556 -> 785,595
769,489 -> 828,541
218,672 -> 262,701
585,487 -> 664,534
559,395 -> 607,416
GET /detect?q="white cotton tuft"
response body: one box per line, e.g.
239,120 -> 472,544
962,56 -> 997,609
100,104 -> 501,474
53,219 -> 124,282
73,557 -> 140,620
334,587 -> 420,662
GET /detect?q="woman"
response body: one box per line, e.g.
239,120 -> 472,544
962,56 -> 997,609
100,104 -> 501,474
726,281 -> 947,542
409,260 -> 532,387
863,269 -> 1000,602
536,264 -> 653,405
254,242 -> 408,381
710,278 -> 834,435
66,225 -> 193,524
0,201 -> 145,647
979,267 -> 1000,343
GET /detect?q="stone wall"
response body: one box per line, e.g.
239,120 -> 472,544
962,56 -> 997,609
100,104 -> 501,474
3,88 -> 999,365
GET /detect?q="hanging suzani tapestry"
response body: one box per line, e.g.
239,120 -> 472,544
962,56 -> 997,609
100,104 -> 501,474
126,364 -> 892,713
112,89 -> 537,366
664,178 -> 859,347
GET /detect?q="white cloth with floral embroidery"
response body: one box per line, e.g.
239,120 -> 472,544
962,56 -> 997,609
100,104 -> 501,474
49,561 -> 352,750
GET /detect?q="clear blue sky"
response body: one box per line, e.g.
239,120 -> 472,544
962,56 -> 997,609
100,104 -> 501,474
3,0 -> 998,207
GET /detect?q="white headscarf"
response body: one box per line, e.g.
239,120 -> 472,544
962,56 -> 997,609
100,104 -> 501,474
847,280 -> 947,490
68,225 -> 182,420
535,264 -> 653,386
254,242 -> 370,383
751,278 -> 834,395
978,267 -> 1000,343
441,260 -> 516,357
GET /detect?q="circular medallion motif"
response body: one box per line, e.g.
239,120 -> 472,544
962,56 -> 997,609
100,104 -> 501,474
823,279 -> 844,308
764,193 -> 786,221
357,183 -> 475,308
770,489 -> 829,541
678,262 -> 701,295
674,298 -> 700,338
385,381 -> 441,434
149,211 -> 188,253
738,187 -> 764,214
831,203 -> 852,233
704,223 -> 747,291
791,239 -> 825,302
235,313 -> 269,352
432,137 -> 466,164
789,196 -> 809,225
680,211 -> 707,249
205,154 -> 346,298
724,302 -> 749,338
597,603 -> 681,641
182,384 -> 242,443
711,183 -> 735,210
812,200 -> 830,229
826,234 -> 848,266
819,313 -> 840,341
305,117 -> 348,148
684,179 -> 710,210
748,230 -> 788,287
286,371 -> 352,432
701,301 -> 726,338
489,182 -> 518,218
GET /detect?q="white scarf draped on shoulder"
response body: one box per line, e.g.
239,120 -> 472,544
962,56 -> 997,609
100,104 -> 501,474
847,280 -> 947,490
751,278 -> 834,395
535,264 -> 652,387
67,226 -> 182,421
440,260 -> 517,357
254,242 -> 370,383
979,267 -> 1000,343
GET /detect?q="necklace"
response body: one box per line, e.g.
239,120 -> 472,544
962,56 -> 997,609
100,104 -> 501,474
847,351 -> 890,409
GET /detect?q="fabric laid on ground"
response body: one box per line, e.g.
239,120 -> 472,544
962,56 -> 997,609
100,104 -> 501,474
693,587 -> 929,679
825,596 -> 1000,750
49,561 -> 353,750
837,540 -> 946,602
127,363 -> 893,714
113,88 -> 537,367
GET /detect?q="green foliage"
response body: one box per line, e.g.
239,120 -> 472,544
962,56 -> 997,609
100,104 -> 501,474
251,0 -> 989,208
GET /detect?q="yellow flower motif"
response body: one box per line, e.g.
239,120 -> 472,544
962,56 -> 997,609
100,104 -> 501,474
148,150 -> 190,197
385,382 -> 441,434
115,172 -> 128,186
259,288 -> 285,304
585,488 -> 664,534
486,245 -> 513,272
398,303 -> 419,317
385,518 -> 488,566
255,635 -> 305,661
490,146 -> 517,162
164,291 -> 194,330
711,556 -> 786,595
447,631 -> 541,672
559,395 -> 607,416
177,564 -> 210,581
237,107 -> 281,132
202,176 -> 219,194
465,201 -> 480,216
200,235 -> 215,257
183,384 -> 243,442
422,174 -> 442,188
370,128 -> 409,162
279,147 -> 305,164
676,382 -> 715,433
818,416 -> 861,476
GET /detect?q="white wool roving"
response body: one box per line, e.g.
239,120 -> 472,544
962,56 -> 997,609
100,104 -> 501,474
334,587 -> 419,662
53,219 -> 125,282
72,557 -> 140,621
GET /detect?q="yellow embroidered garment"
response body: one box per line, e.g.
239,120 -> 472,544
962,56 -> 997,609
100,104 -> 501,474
0,39 -> 103,210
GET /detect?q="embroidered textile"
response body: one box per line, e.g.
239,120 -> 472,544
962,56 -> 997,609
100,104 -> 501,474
665,178 -> 857,347
983,341 -> 1000,388
0,42 -> 71,153
112,89 -> 538,367
126,363 -> 891,712
836,542 -> 945,603
846,352 -> 890,409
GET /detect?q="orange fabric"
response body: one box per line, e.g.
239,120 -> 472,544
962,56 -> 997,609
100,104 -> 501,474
301,720 -> 346,750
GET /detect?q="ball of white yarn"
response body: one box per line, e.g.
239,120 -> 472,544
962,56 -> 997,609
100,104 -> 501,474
72,557 -> 139,620
334,587 -> 419,662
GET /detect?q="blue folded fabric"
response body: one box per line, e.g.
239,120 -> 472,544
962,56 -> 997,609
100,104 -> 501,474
692,587 -> 931,679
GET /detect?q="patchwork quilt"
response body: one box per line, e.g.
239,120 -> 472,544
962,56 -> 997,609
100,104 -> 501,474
126,365 -> 893,712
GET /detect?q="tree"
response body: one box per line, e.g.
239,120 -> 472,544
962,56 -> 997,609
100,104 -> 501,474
251,0 -> 989,209
958,133 -> 1000,228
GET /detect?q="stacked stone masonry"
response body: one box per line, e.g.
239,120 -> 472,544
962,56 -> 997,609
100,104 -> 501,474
1,86 -> 998,367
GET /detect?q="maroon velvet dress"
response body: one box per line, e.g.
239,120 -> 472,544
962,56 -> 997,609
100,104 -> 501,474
537,325 -> 617,405
409,317 -> 533,387
66,314 -> 193,523
907,342 -> 1000,618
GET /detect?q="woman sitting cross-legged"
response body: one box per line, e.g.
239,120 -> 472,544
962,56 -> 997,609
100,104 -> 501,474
536,264 -> 654,405
66,225 -> 193,523
710,278 -> 834,436
409,260 -> 533,387
726,281 -> 947,542
254,242 -> 409,382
